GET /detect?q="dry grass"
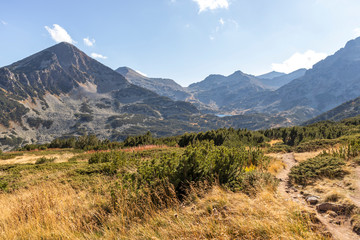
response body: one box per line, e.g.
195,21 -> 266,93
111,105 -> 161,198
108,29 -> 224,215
0,181 -> 107,239
269,139 -> 283,146
267,157 -> 286,175
115,186 -> 327,240
293,150 -> 324,162
0,152 -> 78,165
0,181 -> 328,240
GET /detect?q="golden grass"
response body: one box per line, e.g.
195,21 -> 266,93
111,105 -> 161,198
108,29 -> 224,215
0,152 -> 78,165
268,158 -> 286,175
293,150 -> 324,162
114,186 -> 327,240
0,179 -> 328,239
269,139 -> 283,146
265,153 -> 286,175
0,181 -> 107,239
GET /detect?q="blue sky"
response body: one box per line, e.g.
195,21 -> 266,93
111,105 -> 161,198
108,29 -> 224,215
1,0 -> 360,86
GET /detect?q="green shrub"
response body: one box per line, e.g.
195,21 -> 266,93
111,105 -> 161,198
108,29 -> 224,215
0,180 -> 8,191
240,171 -> 278,195
0,152 -> 24,160
88,151 -> 126,165
266,143 -> 293,153
35,157 -> 56,164
289,156 -> 345,186
132,141 -> 268,197
294,139 -> 338,152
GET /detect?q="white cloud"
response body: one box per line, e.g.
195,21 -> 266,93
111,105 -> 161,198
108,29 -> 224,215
353,28 -> 360,38
193,0 -> 229,13
1,20 -> 7,26
272,50 -> 327,73
219,18 -> 225,25
44,24 -> 75,44
91,53 -> 108,59
135,70 -> 148,77
83,37 -> 95,47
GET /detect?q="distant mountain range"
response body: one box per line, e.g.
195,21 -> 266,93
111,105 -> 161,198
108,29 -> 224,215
2,36 -> 360,149
117,66 -> 306,114
0,42 -> 292,150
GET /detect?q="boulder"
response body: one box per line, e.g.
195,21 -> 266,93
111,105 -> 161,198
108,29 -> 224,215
306,196 -> 319,205
316,202 -> 346,214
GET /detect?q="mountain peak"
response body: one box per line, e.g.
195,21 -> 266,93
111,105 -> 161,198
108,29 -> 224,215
8,42 -> 88,72
230,70 -> 245,76
47,41 -> 78,53
116,66 -> 147,79
257,71 -> 286,80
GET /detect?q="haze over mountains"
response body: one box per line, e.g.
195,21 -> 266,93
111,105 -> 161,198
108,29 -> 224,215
2,37 -> 360,149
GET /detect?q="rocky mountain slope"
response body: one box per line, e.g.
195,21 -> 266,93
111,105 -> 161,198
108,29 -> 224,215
187,70 -> 272,111
235,37 -> 360,121
0,43 -> 294,150
304,96 -> 360,124
0,43 -> 203,148
116,67 -> 190,101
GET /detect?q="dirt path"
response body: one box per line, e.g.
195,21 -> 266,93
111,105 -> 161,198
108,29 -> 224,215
276,153 -> 360,240
349,166 -> 360,206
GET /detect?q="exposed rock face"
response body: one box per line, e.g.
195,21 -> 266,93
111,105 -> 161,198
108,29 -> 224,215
116,67 -> 190,101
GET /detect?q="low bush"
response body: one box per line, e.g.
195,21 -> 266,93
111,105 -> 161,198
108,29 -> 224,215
289,156 -> 345,185
294,139 -> 338,152
35,157 -> 56,164
0,152 -> 24,160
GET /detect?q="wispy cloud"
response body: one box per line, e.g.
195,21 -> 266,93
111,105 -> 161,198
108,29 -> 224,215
209,18 -> 238,41
272,50 -> 327,73
83,37 -> 95,47
44,24 -> 76,44
1,20 -> 8,26
193,0 -> 229,13
219,18 -> 225,25
91,53 -> 107,59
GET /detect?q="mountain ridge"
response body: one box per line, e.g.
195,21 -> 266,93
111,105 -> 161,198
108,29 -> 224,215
116,66 -> 190,101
